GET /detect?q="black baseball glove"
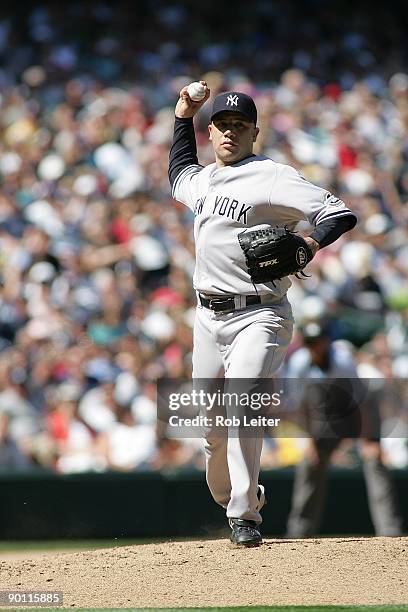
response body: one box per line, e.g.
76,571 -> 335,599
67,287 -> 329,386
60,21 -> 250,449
238,227 -> 313,284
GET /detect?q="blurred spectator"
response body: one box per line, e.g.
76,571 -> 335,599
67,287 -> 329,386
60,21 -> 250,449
148,434 -> 203,472
0,412 -> 32,469
97,406 -> 156,471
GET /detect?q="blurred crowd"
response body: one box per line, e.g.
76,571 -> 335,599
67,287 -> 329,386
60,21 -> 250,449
0,0 -> 407,473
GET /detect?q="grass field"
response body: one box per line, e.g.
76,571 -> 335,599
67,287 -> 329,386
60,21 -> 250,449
0,537 -> 195,562
0,539 -> 156,552
2,606 -> 408,611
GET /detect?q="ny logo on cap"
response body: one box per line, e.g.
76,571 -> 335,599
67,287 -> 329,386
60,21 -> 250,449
226,94 -> 239,107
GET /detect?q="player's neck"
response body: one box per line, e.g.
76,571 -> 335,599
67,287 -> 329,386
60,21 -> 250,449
215,153 -> 256,168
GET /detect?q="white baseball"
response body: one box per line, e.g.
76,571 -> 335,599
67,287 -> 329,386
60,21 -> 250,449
187,81 -> 206,102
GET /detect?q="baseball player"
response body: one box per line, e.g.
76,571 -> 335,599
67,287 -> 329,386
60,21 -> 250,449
285,322 -> 403,538
169,81 -> 357,546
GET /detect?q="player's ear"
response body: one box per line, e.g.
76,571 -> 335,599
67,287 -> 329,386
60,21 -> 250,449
253,127 -> 260,142
208,124 -> 213,141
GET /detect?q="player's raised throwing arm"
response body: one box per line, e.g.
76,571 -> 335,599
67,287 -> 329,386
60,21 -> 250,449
168,81 -> 210,191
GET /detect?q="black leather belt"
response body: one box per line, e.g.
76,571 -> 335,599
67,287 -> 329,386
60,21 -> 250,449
198,293 -> 261,314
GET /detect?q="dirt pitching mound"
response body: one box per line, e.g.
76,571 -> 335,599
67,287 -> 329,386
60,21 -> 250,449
1,537 -> 407,608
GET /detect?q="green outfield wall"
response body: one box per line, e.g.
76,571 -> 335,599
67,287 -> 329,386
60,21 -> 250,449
0,468 -> 406,539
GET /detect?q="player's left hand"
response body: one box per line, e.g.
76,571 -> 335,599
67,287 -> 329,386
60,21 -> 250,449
238,227 -> 315,284
304,237 -> 319,259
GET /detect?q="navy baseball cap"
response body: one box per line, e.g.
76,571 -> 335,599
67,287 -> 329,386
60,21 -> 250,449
210,91 -> 257,125
301,321 -> 331,342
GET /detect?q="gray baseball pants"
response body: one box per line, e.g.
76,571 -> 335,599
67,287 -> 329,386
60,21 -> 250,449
192,297 -> 293,524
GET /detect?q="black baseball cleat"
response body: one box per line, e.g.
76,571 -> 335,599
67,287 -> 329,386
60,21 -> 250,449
229,518 -> 262,547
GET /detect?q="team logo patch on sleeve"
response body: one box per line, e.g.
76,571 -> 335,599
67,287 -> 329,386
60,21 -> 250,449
324,192 -> 344,207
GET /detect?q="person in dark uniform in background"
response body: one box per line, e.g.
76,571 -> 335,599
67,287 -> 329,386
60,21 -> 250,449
285,321 -> 403,537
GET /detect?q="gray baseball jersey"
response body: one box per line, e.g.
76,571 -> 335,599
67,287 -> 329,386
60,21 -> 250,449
172,156 -> 353,297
